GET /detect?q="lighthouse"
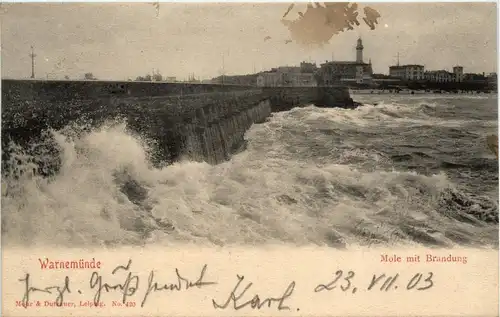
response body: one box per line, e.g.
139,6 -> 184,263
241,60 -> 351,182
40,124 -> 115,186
356,37 -> 364,63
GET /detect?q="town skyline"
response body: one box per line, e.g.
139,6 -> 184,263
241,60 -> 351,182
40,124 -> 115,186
1,2 -> 496,80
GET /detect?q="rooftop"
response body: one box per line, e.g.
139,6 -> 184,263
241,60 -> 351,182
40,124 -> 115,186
425,70 -> 451,74
321,61 -> 370,66
389,64 -> 425,68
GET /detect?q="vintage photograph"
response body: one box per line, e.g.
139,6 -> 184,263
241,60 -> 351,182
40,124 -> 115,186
1,2 -> 498,249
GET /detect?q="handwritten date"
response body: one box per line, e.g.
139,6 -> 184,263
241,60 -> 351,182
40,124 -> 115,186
314,270 -> 434,293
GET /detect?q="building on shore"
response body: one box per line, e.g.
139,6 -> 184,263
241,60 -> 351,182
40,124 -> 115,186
487,72 -> 497,86
387,63 -> 465,83
463,72 -> 487,82
453,66 -> 464,82
300,61 -> 318,73
256,63 -> 318,87
370,73 -> 403,86
317,38 -> 373,85
389,64 -> 425,81
388,59 -> 467,84
424,70 -> 454,83
423,66 -> 464,83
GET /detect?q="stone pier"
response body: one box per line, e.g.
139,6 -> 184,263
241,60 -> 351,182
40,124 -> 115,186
1,79 -> 355,176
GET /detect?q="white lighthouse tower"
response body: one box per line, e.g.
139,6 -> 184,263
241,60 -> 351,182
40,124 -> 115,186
356,37 -> 364,63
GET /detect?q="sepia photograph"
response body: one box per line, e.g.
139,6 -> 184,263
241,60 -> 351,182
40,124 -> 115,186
1,1 -> 498,251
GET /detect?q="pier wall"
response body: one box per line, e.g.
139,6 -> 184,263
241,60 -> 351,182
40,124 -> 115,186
263,85 -> 356,111
1,80 -> 353,175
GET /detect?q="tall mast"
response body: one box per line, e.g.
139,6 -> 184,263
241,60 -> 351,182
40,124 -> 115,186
29,46 -> 36,79
222,52 -> 225,85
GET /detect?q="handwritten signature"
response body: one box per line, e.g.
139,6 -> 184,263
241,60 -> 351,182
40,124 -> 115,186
212,275 -> 296,310
19,259 -> 216,308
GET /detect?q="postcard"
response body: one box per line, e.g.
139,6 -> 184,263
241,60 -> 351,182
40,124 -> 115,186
1,2 -> 498,316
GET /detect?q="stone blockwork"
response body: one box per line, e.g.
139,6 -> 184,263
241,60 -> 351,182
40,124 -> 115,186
315,85 -> 359,109
2,79 -> 252,102
263,85 -> 356,111
2,80 -> 271,176
1,80 -> 354,176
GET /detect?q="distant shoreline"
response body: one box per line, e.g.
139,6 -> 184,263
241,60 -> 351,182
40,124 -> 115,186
349,89 -> 496,95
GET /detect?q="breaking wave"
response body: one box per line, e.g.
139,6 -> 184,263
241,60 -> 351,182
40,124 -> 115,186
2,95 -> 498,248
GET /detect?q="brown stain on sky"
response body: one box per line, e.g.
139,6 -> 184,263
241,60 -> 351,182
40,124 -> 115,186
150,2 -> 160,17
281,2 -> 381,46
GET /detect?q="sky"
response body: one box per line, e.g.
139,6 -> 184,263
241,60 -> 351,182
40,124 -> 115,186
0,2 -> 497,81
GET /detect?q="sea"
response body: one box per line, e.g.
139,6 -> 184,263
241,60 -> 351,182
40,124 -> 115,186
2,94 -> 498,248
